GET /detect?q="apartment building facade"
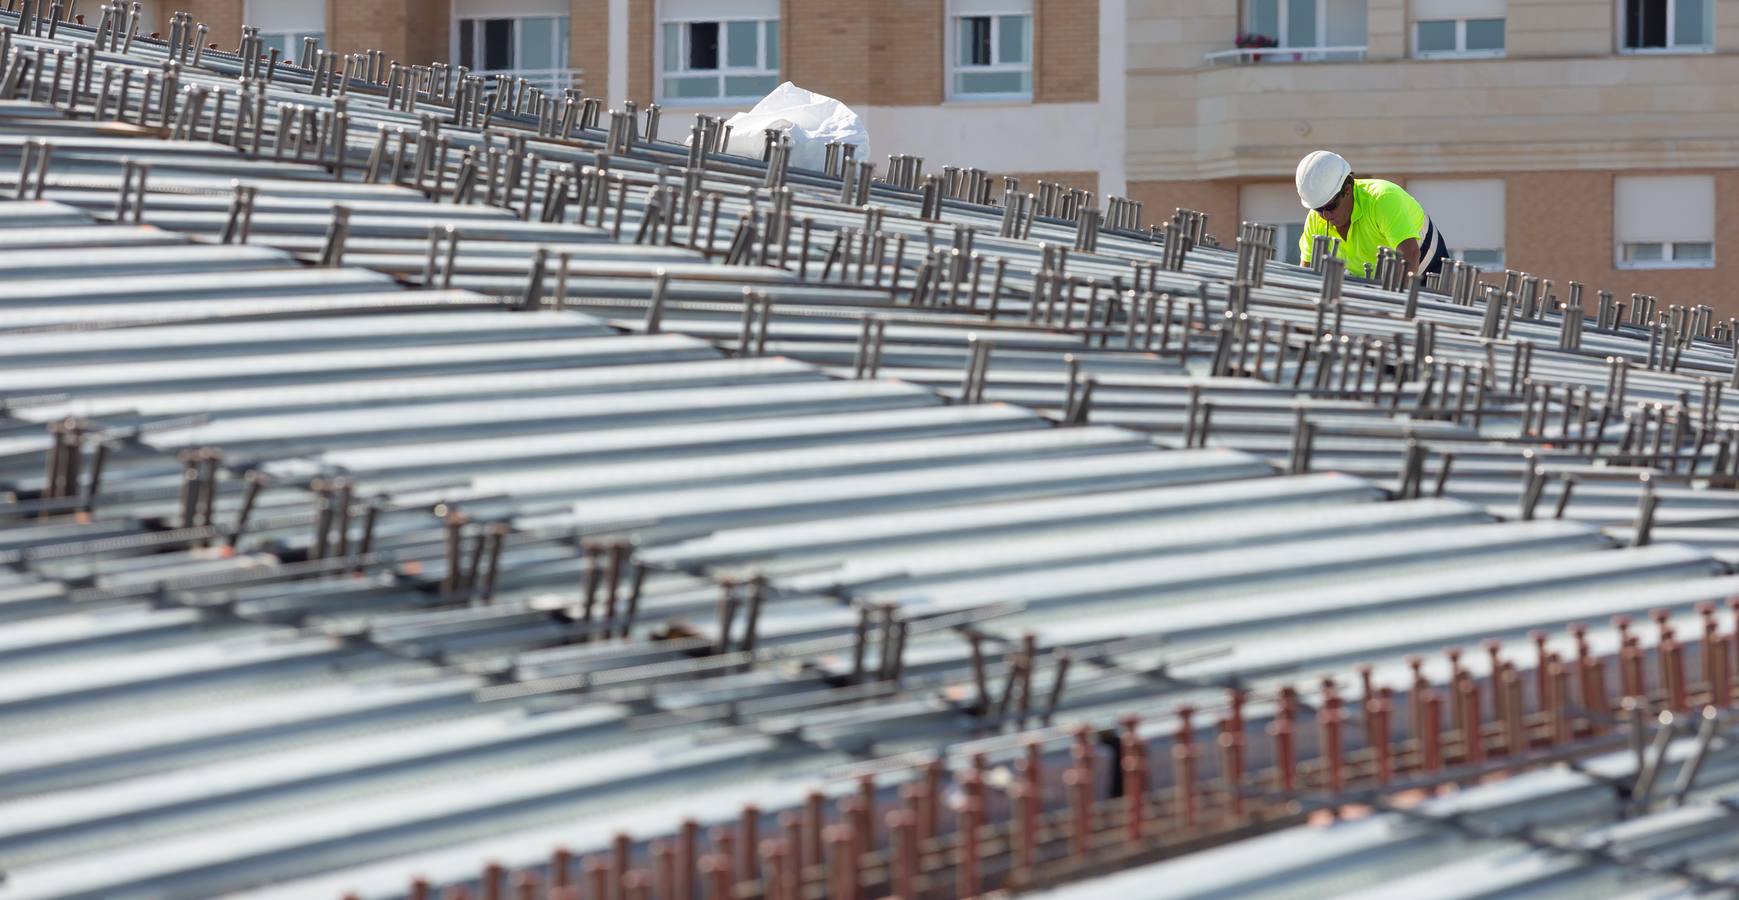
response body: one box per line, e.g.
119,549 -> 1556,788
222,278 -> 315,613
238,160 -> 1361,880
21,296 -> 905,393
1131,0 -> 1739,310
155,0 -> 1119,198
152,0 -> 1736,310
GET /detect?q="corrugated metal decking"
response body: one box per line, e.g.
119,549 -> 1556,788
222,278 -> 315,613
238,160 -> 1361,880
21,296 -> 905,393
2,5 -> 1739,898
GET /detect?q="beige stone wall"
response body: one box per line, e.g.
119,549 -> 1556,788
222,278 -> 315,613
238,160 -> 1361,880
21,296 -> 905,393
1130,53 -> 1739,183
1508,0 -> 1614,56
1127,0 -> 1235,71
1367,0 -> 1404,59
1009,170 -> 1099,196
1720,0 -> 1739,51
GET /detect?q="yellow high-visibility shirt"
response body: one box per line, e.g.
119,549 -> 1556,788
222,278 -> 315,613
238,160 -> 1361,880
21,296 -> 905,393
1298,179 -> 1438,277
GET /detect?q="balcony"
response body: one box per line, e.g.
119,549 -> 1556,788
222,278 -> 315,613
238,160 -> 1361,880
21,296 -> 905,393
1203,45 -> 1368,65
472,68 -> 585,96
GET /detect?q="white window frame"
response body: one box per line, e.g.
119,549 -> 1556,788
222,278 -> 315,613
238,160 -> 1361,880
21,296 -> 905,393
1615,174 -> 1715,270
1240,185 -> 1309,266
655,14 -> 781,105
453,16 -> 572,78
244,0 -> 324,65
1248,0 -> 1329,48
1618,241 -> 1715,270
946,4 -> 1034,102
1413,18 -> 1505,58
1620,0 -> 1715,54
1454,248 -> 1506,270
1230,0 -> 1368,63
257,31 -> 325,65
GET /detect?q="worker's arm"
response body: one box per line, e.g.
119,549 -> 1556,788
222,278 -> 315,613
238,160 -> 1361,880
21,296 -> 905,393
1396,238 -> 1421,280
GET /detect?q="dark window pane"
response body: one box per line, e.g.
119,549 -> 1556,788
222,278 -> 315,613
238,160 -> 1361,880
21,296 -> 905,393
961,16 -> 991,66
765,21 -> 779,70
1628,0 -> 1667,47
484,18 -> 513,70
688,21 -> 719,70
459,21 -> 475,69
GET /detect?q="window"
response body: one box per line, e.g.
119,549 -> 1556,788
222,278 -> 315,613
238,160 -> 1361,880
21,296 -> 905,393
1405,178 -> 1506,274
1457,248 -> 1506,270
949,1 -> 1032,99
258,31 -> 325,63
1413,0 -> 1504,57
1243,0 -> 1368,60
658,0 -> 780,103
1623,0 -> 1713,51
1621,242 -> 1713,264
1240,184 -> 1308,266
245,0 -> 323,64
457,17 -> 570,75
1615,175 -> 1715,269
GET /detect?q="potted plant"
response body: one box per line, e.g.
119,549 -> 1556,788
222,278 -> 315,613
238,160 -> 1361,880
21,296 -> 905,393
1234,33 -> 1279,62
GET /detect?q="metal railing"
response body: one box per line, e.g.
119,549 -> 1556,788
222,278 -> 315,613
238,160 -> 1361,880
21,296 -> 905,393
1203,44 -> 1369,65
470,66 -> 584,94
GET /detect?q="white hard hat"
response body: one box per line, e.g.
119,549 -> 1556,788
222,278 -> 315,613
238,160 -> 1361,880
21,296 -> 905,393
1296,150 -> 1352,210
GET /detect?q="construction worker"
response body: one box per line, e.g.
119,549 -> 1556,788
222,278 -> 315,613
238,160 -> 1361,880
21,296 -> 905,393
1295,150 -> 1449,283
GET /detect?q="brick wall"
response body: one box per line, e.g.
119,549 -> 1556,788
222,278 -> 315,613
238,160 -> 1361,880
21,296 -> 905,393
1126,179 -> 1239,244
747,1 -> 946,107
628,0 -> 653,105
181,0 -> 243,49
1034,0 -> 1096,103
784,0 -> 872,102
634,1 -> 1081,110
869,1 -> 943,106
329,0 -> 449,67
571,0 -> 608,93
1507,169 -> 1739,315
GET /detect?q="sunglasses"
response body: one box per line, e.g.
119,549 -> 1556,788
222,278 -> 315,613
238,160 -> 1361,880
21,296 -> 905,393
1313,189 -> 1345,216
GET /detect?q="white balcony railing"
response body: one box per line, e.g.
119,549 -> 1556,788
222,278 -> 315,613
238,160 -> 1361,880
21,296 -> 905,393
472,67 -> 584,95
1203,45 -> 1368,65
